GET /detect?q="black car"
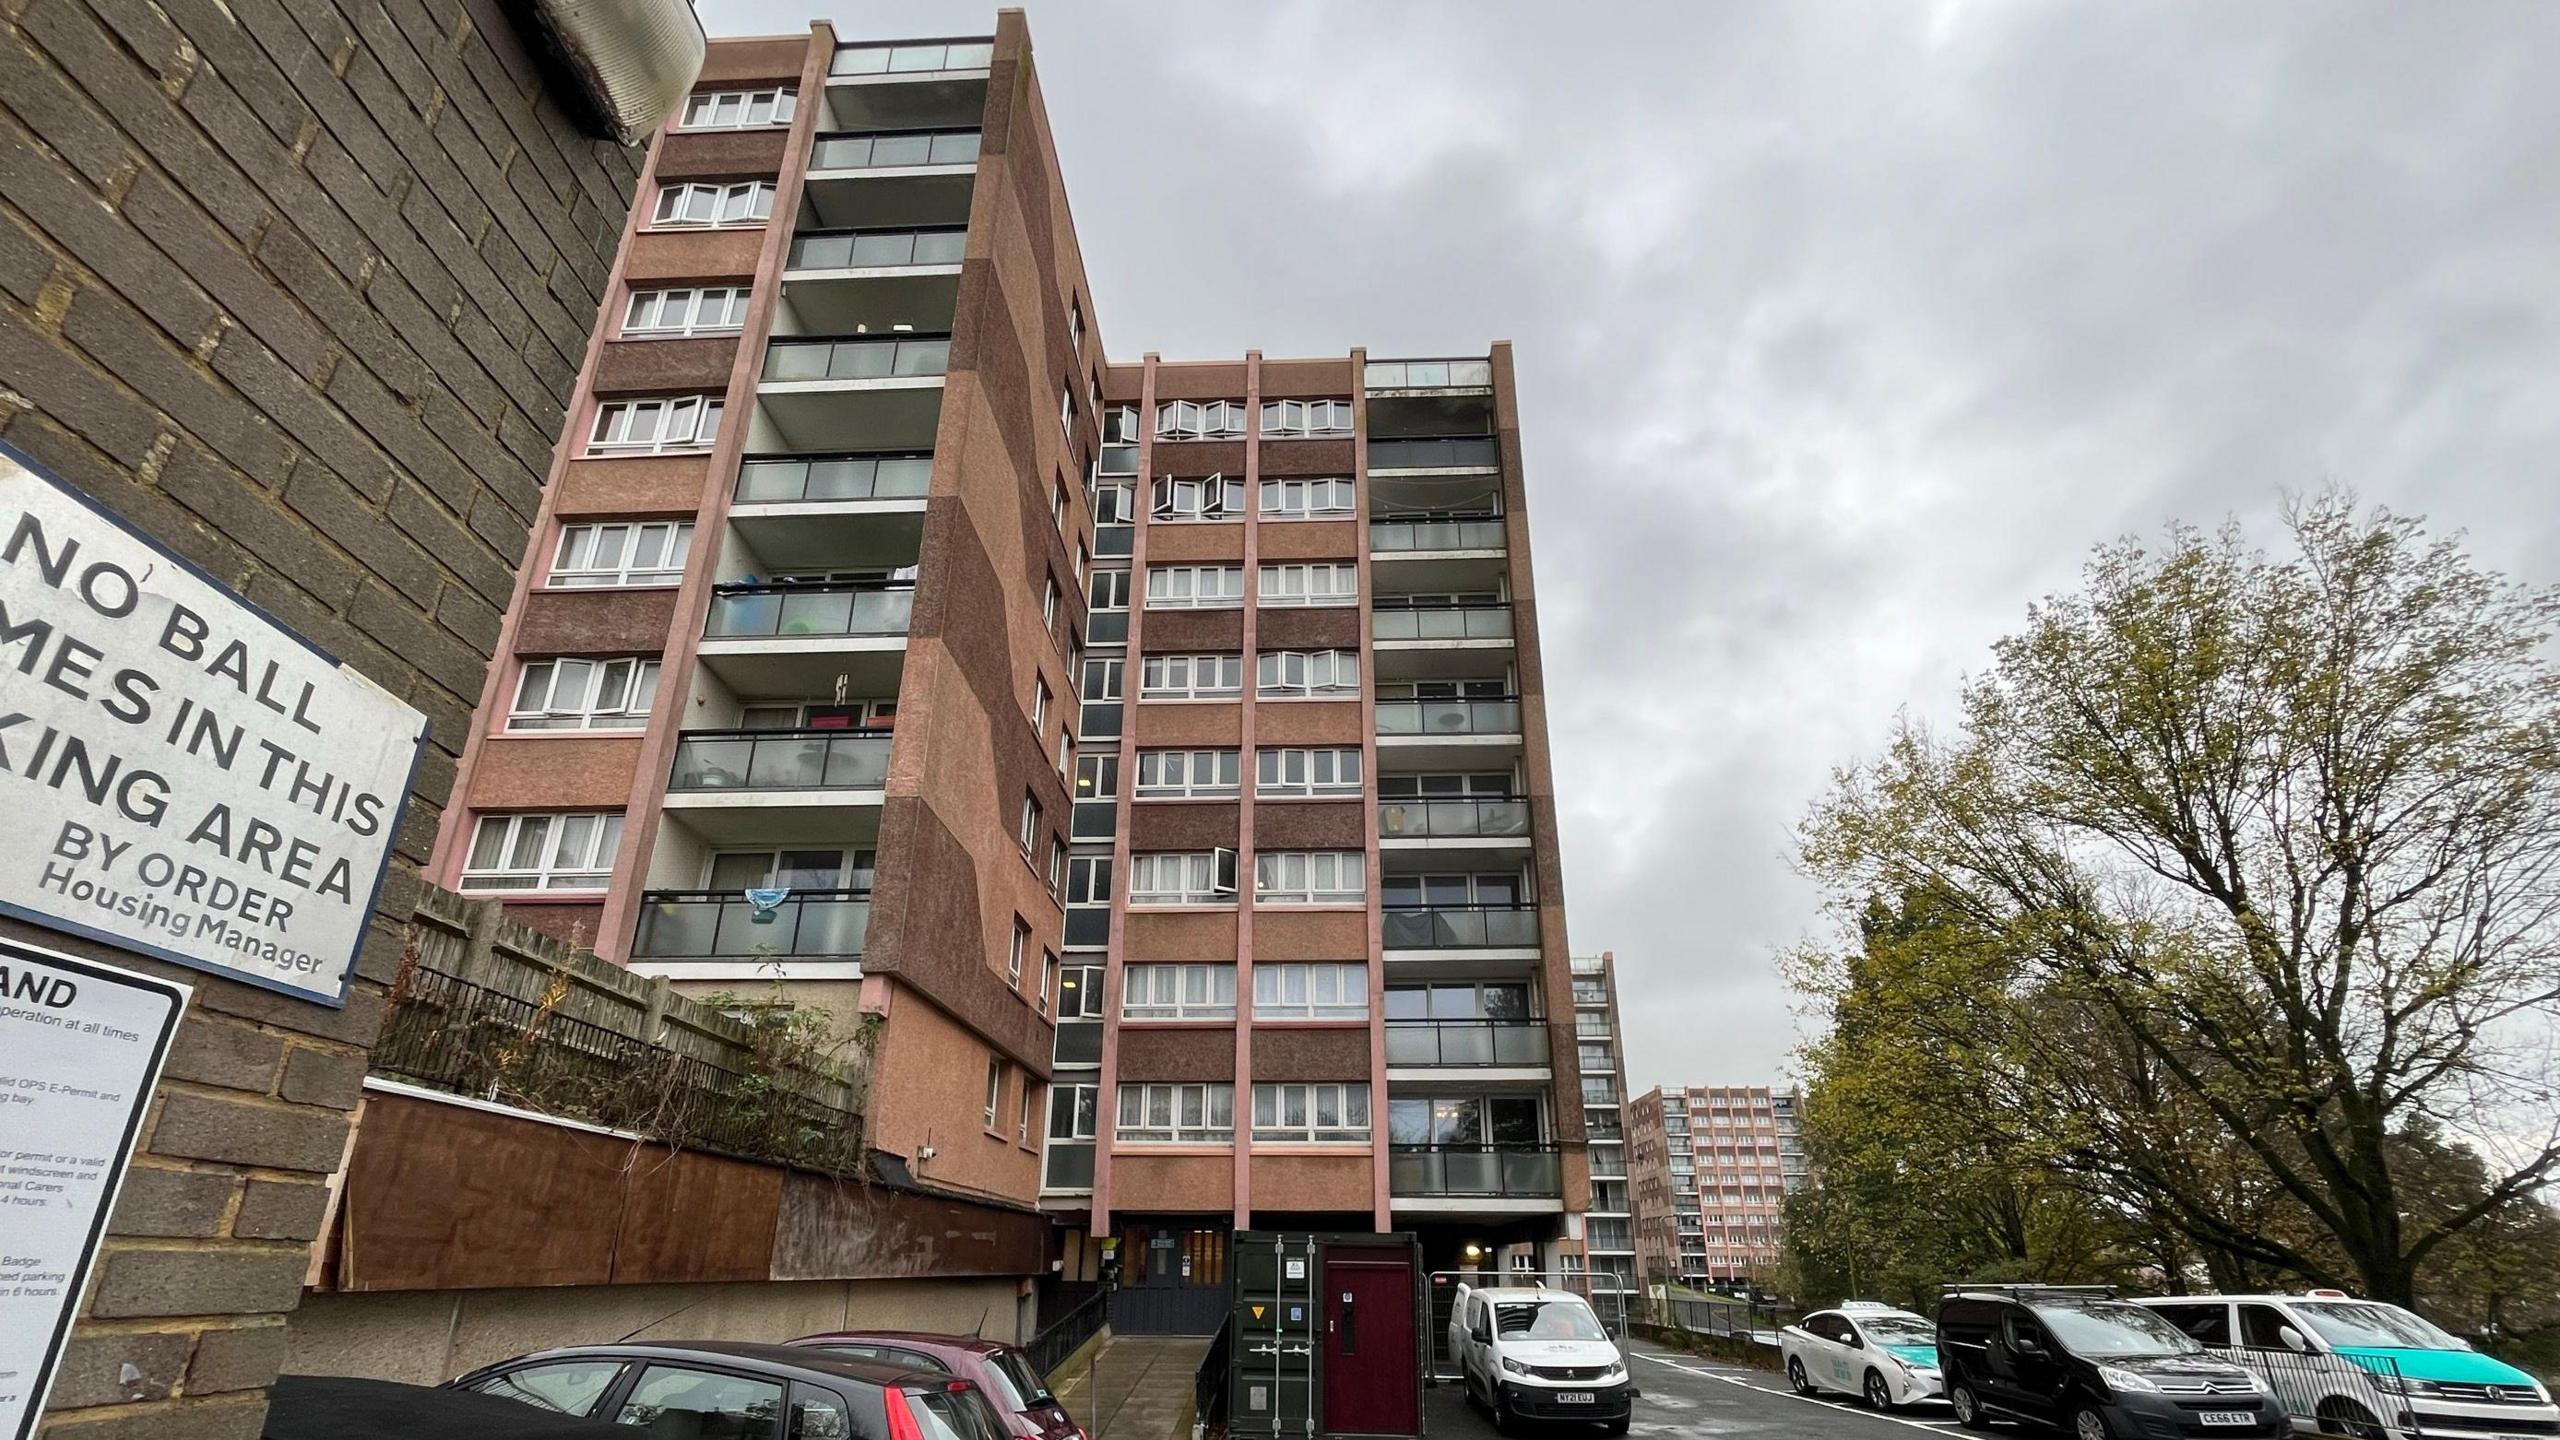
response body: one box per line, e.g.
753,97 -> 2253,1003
446,1340 -> 1015,1440
1937,1289 -> 2292,1440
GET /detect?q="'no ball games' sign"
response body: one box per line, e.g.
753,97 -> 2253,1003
0,443 -> 427,1006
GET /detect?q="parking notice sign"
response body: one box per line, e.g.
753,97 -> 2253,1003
0,939 -> 187,1440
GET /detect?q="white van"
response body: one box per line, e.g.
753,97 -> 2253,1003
1447,1284 -> 1635,1434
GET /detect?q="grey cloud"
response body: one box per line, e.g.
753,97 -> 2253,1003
702,0 -> 2560,1090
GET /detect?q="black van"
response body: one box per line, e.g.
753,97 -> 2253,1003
1936,1288 -> 2292,1440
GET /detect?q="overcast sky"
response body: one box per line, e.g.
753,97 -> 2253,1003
702,0 -> 2560,1093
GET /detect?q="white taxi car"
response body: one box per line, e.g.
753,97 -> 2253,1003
1781,1301 -> 1946,1411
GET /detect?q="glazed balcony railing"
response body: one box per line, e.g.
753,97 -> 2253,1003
786,226 -> 967,270
1383,1020 -> 1548,1068
1369,516 -> 1505,553
668,729 -> 892,793
735,452 -> 934,504
1367,436 -> 1498,470
809,128 -> 981,169
1381,902 -> 1538,950
1389,1142 -> 1561,1198
830,39 -> 993,76
1365,359 -> 1494,390
1373,603 -> 1512,642
1375,696 -> 1520,737
763,333 -> 951,382
705,581 -> 916,640
1378,796 -> 1530,840
631,889 -> 872,961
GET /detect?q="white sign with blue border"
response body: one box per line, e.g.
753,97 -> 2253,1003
0,443 -> 426,1006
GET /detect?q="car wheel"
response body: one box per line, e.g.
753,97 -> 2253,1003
1865,1370 -> 1894,1411
1949,1383 -> 1992,1431
2318,1398 -> 2384,1440
1787,1358 -> 1815,1396
2073,1406 -> 2112,1440
1491,1385 -> 1516,1435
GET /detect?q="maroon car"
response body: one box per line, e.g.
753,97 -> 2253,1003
788,1332 -> 1084,1440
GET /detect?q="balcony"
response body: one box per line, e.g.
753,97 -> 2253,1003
695,581 -> 914,697
1365,359 -> 1494,393
789,227 -> 966,272
764,333 -> 950,383
729,453 -> 931,570
1366,359 -> 1496,442
830,39 -> 993,80
811,128 -> 980,172
776,231 -> 964,339
1370,517 -> 1504,555
1377,696 -> 1521,768
1384,1020 -> 1548,1070
1378,797 -> 1531,862
753,337 -> 947,452
1374,602 -> 1511,644
629,889 -> 871,976
1382,902 -> 1538,953
1368,436 -> 1498,473
670,728 -> 891,792
1389,1143 -> 1560,1201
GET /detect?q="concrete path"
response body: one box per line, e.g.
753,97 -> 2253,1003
1055,1335 -> 1213,1440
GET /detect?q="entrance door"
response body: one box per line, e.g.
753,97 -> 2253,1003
1322,1250 -> 1417,1436
1109,1224 -> 1229,1335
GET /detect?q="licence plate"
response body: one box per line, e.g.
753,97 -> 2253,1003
1555,1393 -> 1596,1405
2199,1413 -> 2254,1426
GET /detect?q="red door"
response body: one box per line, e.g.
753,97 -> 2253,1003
1322,1251 -> 1417,1436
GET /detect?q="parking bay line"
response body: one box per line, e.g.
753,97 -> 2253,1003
1631,1353 -> 1966,1436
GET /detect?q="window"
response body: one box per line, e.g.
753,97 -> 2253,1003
1259,563 -> 1357,607
1106,405 -> 1140,444
1128,849 -> 1237,904
1069,300 -> 1085,357
461,812 -> 623,891
1020,1080 -> 1037,1144
1151,473 -> 1243,521
1122,963 -> 1237,1020
1065,859 -> 1113,910
1254,851 -> 1365,904
1073,755 -> 1119,802
1060,383 -> 1077,439
1135,749 -> 1240,799
1038,951 -> 1060,1016
1252,1082 -> 1370,1142
1260,399 -> 1354,437
615,1366 -> 784,1435
1141,653 -> 1242,699
1050,1082 -> 1100,1138
1056,964 -> 1105,1019
1008,918 -> 1029,985
1378,771 -> 1513,798
679,87 -> 796,129
1145,565 -> 1243,609
985,1060 -> 1004,1128
623,286 -> 749,337
506,658 -> 658,731
651,180 -> 774,228
1260,476 -> 1355,519
1018,793 -> 1043,856
1048,840 -> 1067,898
1253,962 -> 1368,1020
465,1360 -> 627,1416
1257,649 -> 1360,698
1257,747 -> 1361,797
1031,677 -> 1051,732
1074,541 -> 1089,583
1116,1082 -> 1234,1143
1156,399 -> 1245,439
1082,657 -> 1124,702
587,396 -> 723,455
1042,577 -> 1060,628
1089,569 -> 1132,613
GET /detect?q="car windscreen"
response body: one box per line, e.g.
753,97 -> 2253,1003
986,1351 -> 1055,1407
1859,1316 -> 1937,1347
1495,1301 -> 1608,1341
2033,1303 -> 2203,1358
2294,1303 -> 2462,1350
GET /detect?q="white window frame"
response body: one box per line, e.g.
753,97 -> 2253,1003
1031,677 -> 1051,733
1105,405 -> 1141,444
678,87 -> 796,130
1089,569 -> 1133,613
1259,476 -> 1355,519
1069,300 -> 1086,358
1122,963 -> 1238,1021
1253,962 -> 1368,1021
1253,850 -> 1365,905
1155,399 -> 1246,440
1082,656 -> 1125,702
1150,473 -> 1243,521
549,521 -> 693,588
1258,563 -> 1358,608
1256,649 -> 1360,698
1065,860 -> 1113,912
460,812 -> 623,892
1145,565 -> 1244,609
985,1060 -> 1004,1129
1019,1080 -> 1037,1144
1134,749 -> 1241,800
587,395 -> 724,456
1008,917 -> 1029,985
1050,1082 -> 1100,1139
1091,480 -> 1136,522
1259,399 -> 1354,438
506,657 -> 659,731
1039,950 -> 1060,1016
1140,653 -> 1242,700
1018,793 -> 1043,855
1060,383 -> 1076,439
1127,849 -> 1238,905
1250,1082 -> 1370,1143
1115,1081 -> 1234,1143
622,286 -> 750,338
651,180 -> 775,228
1256,747 -> 1362,797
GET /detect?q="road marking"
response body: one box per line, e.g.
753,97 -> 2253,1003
1631,1353 -> 1964,1435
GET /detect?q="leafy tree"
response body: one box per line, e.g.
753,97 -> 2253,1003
1798,496 -> 2560,1305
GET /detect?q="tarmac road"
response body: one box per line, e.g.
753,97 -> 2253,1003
1426,1338 -> 1973,1440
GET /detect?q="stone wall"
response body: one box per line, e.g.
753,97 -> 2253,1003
0,0 -> 642,1433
